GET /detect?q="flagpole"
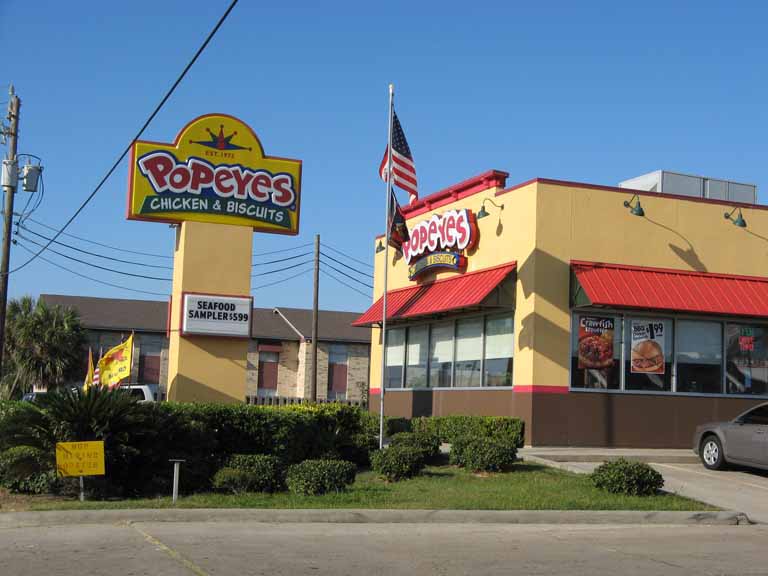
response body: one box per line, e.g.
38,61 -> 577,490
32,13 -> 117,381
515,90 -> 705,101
379,83 -> 394,449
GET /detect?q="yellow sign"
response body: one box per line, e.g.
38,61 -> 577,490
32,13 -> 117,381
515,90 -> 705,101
55,441 -> 105,477
128,113 -> 302,234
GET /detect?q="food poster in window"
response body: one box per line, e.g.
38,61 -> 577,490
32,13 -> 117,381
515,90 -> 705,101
726,325 -> 768,394
577,316 -> 615,369
630,321 -> 666,374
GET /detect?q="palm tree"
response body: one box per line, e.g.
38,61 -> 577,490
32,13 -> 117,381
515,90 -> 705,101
1,296 -> 86,399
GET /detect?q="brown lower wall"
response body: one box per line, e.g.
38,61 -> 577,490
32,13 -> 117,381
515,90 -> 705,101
370,389 -> 766,448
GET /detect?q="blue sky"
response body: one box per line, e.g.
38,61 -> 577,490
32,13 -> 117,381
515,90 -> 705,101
2,0 -> 767,312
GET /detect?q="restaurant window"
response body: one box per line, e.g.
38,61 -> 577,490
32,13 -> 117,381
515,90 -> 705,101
327,345 -> 348,400
257,351 -> 279,397
676,320 -> 722,394
725,324 -> 768,396
429,323 -> 454,388
405,325 -> 429,388
571,314 -> 621,390
385,328 -> 405,389
625,318 -> 673,392
484,315 -> 514,387
454,318 -> 483,387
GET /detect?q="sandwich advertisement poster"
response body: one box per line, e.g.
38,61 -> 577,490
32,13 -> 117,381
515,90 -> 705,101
630,321 -> 665,374
577,316 -> 615,370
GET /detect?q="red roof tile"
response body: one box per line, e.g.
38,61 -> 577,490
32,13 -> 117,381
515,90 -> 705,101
572,261 -> 768,317
353,262 -> 516,326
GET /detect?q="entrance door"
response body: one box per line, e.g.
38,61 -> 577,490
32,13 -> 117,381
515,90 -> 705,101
257,351 -> 279,397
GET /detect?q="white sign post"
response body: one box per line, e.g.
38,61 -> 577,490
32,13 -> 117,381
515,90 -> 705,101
181,293 -> 252,338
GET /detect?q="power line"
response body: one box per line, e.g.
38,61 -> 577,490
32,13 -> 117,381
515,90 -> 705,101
6,0 -> 240,276
16,233 -> 171,281
18,224 -> 173,270
252,242 -> 312,257
252,251 -> 311,266
14,241 -> 169,297
252,266 -> 313,291
251,259 -> 313,278
22,216 -> 173,259
322,242 -> 374,269
320,268 -> 370,299
319,256 -> 374,289
320,250 -> 373,279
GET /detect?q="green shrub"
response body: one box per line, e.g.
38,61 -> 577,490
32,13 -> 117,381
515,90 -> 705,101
371,446 -> 425,481
412,416 -> 524,448
456,437 -> 517,472
212,467 -> 252,494
0,445 -> 58,494
336,432 -> 378,467
360,412 -> 411,438
591,459 -> 664,496
389,431 -> 441,462
448,436 -> 471,467
225,454 -> 284,492
286,459 -> 357,495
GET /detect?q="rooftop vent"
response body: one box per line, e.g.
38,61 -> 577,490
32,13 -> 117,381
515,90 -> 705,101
619,170 -> 756,204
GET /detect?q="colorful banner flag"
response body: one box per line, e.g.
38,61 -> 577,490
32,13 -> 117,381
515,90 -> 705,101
388,188 -> 410,250
83,348 -> 95,390
97,334 -> 134,388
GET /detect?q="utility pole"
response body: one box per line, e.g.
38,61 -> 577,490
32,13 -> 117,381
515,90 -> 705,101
310,234 -> 319,401
0,87 -> 21,378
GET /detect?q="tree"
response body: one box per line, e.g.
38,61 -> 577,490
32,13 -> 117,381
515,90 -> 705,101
1,296 -> 86,399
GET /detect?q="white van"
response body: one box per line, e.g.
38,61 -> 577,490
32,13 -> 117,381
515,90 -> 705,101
123,385 -> 156,402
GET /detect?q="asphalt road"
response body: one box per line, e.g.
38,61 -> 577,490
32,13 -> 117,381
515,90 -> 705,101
2,522 -> 768,576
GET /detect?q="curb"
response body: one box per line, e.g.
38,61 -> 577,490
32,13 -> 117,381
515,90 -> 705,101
0,508 -> 751,528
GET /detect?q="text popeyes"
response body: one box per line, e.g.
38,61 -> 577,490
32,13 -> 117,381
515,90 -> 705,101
138,151 -> 295,207
402,209 -> 476,264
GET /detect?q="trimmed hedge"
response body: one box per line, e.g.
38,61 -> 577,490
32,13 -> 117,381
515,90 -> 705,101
591,459 -> 664,496
371,446 -> 425,481
219,454 -> 285,493
412,416 -> 524,448
0,445 -> 58,494
389,431 -> 441,462
286,459 -> 357,495
450,437 -> 517,472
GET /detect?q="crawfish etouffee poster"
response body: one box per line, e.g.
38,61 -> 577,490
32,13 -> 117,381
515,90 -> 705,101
577,316 -> 615,369
630,321 -> 666,374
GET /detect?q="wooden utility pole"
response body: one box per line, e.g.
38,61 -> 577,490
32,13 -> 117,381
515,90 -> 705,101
310,234 -> 319,401
0,87 -> 21,377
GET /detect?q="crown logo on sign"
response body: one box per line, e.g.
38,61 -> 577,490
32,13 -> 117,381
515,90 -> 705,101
190,124 -> 251,151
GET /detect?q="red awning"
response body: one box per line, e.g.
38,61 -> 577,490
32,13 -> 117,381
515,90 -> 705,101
353,262 -> 516,327
572,260 -> 768,318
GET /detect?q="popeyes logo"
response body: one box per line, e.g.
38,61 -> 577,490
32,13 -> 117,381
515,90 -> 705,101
128,113 -> 302,234
403,209 -> 478,279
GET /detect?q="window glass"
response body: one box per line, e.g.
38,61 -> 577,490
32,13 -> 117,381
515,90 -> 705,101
625,318 -> 673,392
484,315 -> 514,387
741,405 -> 768,425
405,325 -> 429,388
676,321 -> 722,394
328,345 -> 348,400
571,314 -> 621,390
329,344 -> 348,366
455,318 -> 483,387
726,324 -> 768,396
429,323 -> 454,388
385,328 -> 405,389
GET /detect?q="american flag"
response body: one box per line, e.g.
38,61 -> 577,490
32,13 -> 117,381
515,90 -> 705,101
379,111 -> 418,203
93,366 -> 100,386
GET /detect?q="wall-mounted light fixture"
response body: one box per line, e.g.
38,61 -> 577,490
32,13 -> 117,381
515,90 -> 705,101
724,206 -> 747,228
623,194 -> 645,217
477,198 -> 504,219
375,240 -> 385,253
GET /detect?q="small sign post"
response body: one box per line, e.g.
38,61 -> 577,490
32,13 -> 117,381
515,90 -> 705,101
55,441 -> 106,502
169,459 -> 186,504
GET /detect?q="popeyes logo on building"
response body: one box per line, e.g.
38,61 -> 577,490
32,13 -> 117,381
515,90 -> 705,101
403,209 -> 478,280
128,114 -> 302,234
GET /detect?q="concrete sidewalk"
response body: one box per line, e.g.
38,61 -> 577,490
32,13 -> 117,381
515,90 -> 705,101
519,447 -> 699,463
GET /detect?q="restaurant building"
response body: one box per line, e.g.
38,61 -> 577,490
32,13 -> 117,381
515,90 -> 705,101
355,169 -> 768,447
41,295 -> 370,403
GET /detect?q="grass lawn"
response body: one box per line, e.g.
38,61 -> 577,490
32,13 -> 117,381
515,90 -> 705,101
22,463 -> 713,512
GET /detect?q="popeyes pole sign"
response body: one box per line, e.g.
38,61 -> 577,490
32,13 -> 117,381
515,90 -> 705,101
128,114 -> 302,234
403,209 -> 478,280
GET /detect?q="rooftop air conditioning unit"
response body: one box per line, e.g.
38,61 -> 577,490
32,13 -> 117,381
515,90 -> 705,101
619,170 -> 756,204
